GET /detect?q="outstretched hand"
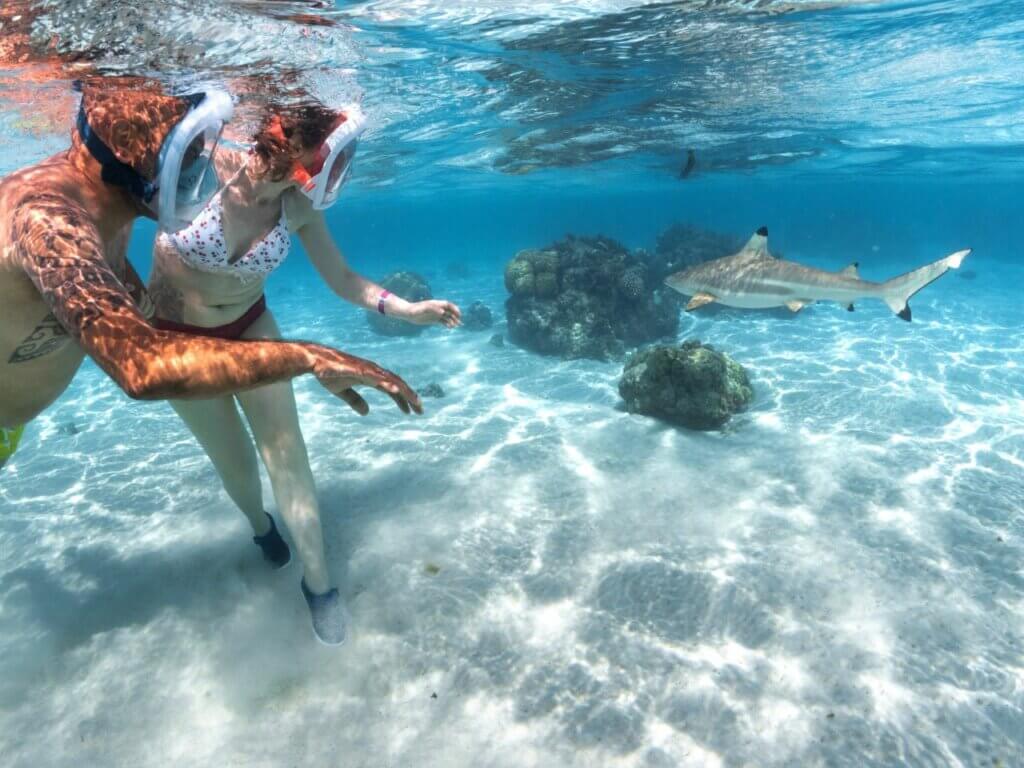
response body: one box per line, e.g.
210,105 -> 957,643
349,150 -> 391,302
312,348 -> 423,416
406,299 -> 461,328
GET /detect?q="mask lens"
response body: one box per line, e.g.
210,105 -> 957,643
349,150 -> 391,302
322,140 -> 357,206
154,89 -> 234,231
184,135 -> 204,166
172,127 -> 223,221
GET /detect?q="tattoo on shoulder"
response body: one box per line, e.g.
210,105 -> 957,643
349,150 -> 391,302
8,313 -> 70,364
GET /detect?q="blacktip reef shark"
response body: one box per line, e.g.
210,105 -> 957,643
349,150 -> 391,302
665,227 -> 970,321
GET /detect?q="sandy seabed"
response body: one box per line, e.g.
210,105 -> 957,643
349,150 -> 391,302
1,256 -> 1022,768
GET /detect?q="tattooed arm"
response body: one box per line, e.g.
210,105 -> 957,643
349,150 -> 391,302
13,194 -> 421,414
6,235 -> 155,364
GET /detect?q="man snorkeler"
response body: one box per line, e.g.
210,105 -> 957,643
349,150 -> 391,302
0,83 -> 421,469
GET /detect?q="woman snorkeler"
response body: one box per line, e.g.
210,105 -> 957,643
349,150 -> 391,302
148,101 -> 461,645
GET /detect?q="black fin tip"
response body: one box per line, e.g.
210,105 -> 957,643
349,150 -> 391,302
756,226 -> 768,236
897,306 -> 912,322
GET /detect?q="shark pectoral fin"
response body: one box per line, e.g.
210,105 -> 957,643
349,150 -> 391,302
685,292 -> 717,312
839,262 -> 860,278
785,300 -> 809,313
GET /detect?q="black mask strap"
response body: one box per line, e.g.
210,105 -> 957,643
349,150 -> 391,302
76,104 -> 158,203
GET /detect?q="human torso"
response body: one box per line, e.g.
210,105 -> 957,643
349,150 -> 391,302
0,153 -> 132,427
150,168 -> 294,328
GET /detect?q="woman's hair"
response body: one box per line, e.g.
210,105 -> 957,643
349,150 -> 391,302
251,102 -> 339,181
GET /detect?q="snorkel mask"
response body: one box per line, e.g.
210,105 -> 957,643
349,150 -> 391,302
268,103 -> 367,210
77,89 -> 234,231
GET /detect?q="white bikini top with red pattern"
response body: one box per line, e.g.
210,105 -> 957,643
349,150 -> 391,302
159,192 -> 290,281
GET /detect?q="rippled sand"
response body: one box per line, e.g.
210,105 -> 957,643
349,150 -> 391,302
1,256 -> 1022,767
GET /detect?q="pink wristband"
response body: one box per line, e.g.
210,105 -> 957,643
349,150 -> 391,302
377,290 -> 391,315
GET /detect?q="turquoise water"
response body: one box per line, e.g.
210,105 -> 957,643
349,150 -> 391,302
2,2 -> 1024,766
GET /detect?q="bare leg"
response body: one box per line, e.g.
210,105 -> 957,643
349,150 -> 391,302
237,310 -> 331,594
169,395 -> 270,536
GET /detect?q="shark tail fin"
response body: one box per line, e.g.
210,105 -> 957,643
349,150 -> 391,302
881,248 -> 970,321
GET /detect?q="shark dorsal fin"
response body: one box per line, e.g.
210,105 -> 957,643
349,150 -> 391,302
839,262 -> 860,278
741,226 -> 772,260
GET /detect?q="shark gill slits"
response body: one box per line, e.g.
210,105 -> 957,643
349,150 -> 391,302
756,226 -> 768,236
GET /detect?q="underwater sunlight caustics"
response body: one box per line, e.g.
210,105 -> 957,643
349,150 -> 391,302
0,1 -> 1023,767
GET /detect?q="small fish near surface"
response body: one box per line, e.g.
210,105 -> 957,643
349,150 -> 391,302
664,227 -> 970,321
679,148 -> 697,179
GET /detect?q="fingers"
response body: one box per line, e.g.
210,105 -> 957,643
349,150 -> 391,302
330,376 -> 420,415
317,350 -> 423,415
338,388 -> 369,415
378,379 -> 423,415
439,300 -> 461,328
334,378 -> 420,416
384,388 -> 412,414
409,392 -> 423,415
358,363 -> 422,415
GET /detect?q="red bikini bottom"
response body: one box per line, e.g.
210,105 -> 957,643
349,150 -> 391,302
153,294 -> 267,340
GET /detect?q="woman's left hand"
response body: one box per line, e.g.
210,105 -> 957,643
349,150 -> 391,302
406,300 -> 462,328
